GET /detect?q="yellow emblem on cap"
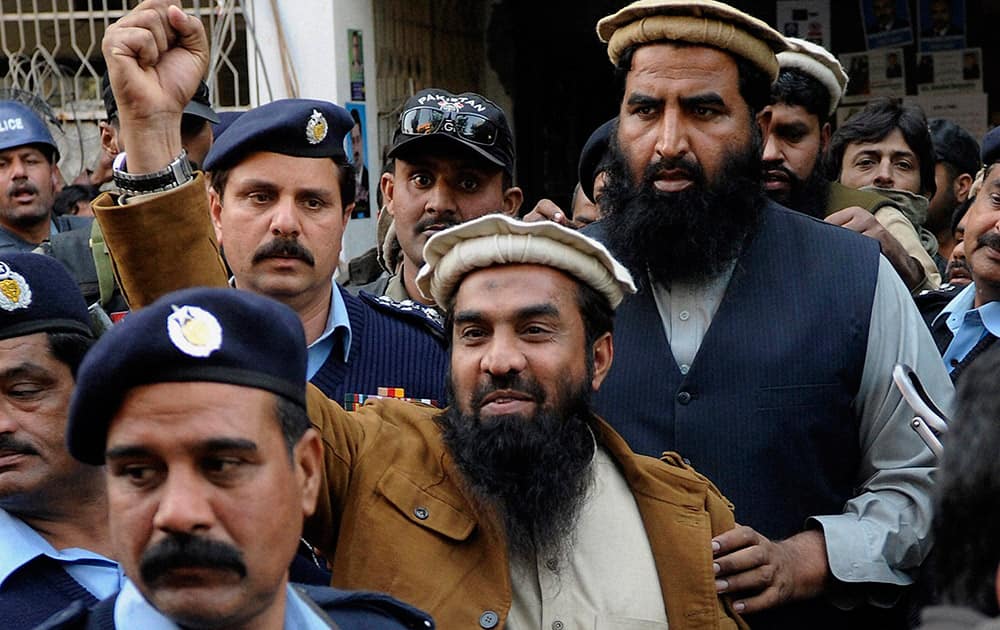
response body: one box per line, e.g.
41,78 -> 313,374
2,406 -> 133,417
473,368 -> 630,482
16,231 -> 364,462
0,262 -> 32,311
306,109 -> 328,145
167,305 -> 223,358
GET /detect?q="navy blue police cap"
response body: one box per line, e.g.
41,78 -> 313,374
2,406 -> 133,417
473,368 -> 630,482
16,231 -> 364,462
211,110 -> 244,140
67,287 -> 307,465
0,253 -> 91,340
981,126 -> 1000,167
0,100 -> 60,162
203,98 -> 354,171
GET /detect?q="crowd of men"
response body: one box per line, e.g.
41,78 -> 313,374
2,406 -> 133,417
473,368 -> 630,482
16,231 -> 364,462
1,0 -> 999,628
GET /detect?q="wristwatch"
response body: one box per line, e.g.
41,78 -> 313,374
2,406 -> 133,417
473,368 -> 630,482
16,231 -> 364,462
112,150 -> 193,197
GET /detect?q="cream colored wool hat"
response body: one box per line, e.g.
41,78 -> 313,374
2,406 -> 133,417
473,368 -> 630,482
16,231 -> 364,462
416,214 -> 636,309
597,0 -> 787,80
777,37 -> 849,116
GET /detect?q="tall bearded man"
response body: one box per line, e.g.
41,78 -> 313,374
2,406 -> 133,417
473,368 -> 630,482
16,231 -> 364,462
585,1 -> 953,628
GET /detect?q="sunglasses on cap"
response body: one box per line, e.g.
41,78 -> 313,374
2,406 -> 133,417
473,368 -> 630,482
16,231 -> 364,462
399,106 -> 499,146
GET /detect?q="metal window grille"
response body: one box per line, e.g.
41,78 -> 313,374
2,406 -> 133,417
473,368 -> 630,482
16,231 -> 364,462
1,0 -> 249,177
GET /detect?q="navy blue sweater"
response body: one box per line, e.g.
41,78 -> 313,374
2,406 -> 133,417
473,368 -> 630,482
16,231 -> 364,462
310,288 -> 448,408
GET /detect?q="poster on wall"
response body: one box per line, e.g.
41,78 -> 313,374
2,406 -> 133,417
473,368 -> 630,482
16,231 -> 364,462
836,103 -> 869,127
905,93 -> 987,139
860,0 -> 914,49
916,47 -> 982,95
345,102 -> 371,219
840,49 -> 906,104
775,0 -> 830,48
918,0 -> 966,52
348,29 -> 366,101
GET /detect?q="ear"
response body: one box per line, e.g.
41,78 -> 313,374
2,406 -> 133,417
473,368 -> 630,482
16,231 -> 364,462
756,108 -> 772,136
341,202 -> 354,224
954,172 -> 974,202
590,332 -> 614,392
819,122 -> 832,153
380,172 -> 396,217
502,185 -> 524,216
294,428 -> 323,518
99,121 -> 120,156
51,163 -> 65,193
208,186 -> 225,245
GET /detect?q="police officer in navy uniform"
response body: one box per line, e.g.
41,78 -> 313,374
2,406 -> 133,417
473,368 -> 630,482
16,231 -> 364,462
40,286 -> 434,630
92,6 -> 447,409
0,253 -> 121,630
201,100 -> 448,407
0,100 -> 90,252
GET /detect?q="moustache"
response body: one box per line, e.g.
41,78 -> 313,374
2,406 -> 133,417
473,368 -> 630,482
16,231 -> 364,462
413,214 -> 461,235
946,262 -> 971,282
251,238 -> 315,267
977,232 -> 1000,252
470,373 -> 547,412
642,156 -> 704,190
140,534 -> 247,585
762,161 -> 794,179
7,182 -> 38,197
0,434 -> 39,457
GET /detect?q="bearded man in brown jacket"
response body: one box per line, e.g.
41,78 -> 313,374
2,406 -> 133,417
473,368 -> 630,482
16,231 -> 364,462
92,1 -> 746,628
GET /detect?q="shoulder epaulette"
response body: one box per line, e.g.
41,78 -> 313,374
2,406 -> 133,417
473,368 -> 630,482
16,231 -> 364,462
359,292 -> 446,336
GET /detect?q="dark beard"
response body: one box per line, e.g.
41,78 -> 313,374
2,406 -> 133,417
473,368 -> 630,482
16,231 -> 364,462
438,372 -> 597,565
762,159 -> 831,219
599,128 -> 766,288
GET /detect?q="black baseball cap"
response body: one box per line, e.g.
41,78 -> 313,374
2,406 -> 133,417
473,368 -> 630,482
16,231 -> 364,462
387,88 -> 515,175
101,72 -> 220,124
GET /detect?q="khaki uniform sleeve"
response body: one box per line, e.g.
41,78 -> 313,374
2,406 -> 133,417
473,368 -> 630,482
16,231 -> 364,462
873,205 -> 941,293
91,174 -> 229,308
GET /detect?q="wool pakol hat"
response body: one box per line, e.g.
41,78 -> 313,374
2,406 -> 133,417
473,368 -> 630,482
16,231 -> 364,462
778,37 -> 849,116
67,287 -> 307,465
597,0 -> 787,80
416,214 -> 636,310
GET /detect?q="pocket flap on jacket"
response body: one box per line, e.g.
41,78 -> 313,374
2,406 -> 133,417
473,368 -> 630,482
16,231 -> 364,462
378,467 -> 476,541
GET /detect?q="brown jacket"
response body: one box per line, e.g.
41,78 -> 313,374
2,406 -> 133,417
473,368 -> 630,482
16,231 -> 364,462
94,178 -> 746,629
306,388 -> 746,630
92,175 -> 229,307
